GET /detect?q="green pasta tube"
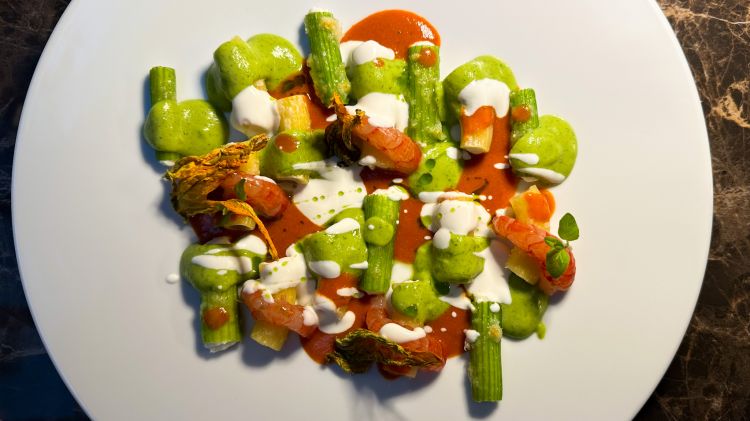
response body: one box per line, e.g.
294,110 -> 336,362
406,44 -> 447,144
149,66 -> 176,104
468,301 -> 503,402
360,193 -> 401,293
198,290 -> 242,349
180,242 -> 263,352
509,88 -> 539,145
304,10 -> 350,106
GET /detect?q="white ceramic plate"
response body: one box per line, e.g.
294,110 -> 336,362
13,0 -> 711,419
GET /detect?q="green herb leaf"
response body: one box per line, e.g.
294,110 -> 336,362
234,178 -> 247,201
546,248 -> 570,278
545,236 -> 564,249
558,213 -> 579,241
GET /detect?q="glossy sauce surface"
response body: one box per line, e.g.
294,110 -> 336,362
301,296 -> 371,363
342,10 -> 441,59
426,307 -> 471,358
264,203 -> 320,254
457,115 -> 517,213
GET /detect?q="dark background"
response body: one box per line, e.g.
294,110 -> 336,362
1,0 -> 748,419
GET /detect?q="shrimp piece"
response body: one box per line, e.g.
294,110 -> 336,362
492,215 -> 576,294
220,172 -> 289,218
241,290 -> 317,338
325,95 -> 422,175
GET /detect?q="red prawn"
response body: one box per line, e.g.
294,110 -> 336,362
220,172 -> 289,219
492,215 -> 576,295
326,96 -> 422,175
241,290 -> 317,338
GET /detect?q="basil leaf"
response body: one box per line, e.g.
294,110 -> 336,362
558,213 -> 579,241
234,178 -> 247,201
544,236 -> 563,249
546,248 -> 570,278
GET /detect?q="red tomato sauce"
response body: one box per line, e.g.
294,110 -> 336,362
342,10 -> 441,59
264,203 -> 320,254
457,115 -> 518,214
425,307 -> 471,358
301,296 -> 372,364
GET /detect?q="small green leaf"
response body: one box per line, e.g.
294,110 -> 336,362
544,236 -> 564,249
234,178 -> 247,201
558,213 -> 579,241
546,248 -> 570,278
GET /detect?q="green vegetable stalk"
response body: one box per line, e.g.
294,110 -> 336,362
406,44 -> 447,144
304,10 -> 350,106
360,193 -> 401,294
509,88 -> 539,145
180,242 -> 263,352
468,301 -> 503,402
143,66 -> 229,163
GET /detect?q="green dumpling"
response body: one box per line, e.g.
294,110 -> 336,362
509,115 -> 577,185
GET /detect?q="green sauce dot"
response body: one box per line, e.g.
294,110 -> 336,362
356,187 -> 363,193
338,191 -> 344,196
312,197 -> 319,202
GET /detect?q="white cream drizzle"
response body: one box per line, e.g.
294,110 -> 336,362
465,241 -> 512,304
358,155 -> 377,168
325,217 -> 361,235
457,78 -> 511,117
464,329 -> 481,351
308,260 -> 341,279
302,306 -> 319,326
379,323 -> 426,343
291,159 -> 367,224
336,287 -> 361,297
345,92 -> 410,131
373,185 -> 409,201
230,85 -> 279,136
339,40 -> 395,67
191,255 -> 256,274
349,261 -> 369,270
438,285 -> 475,311
314,294 -> 356,334
391,262 -> 414,284
432,228 -> 452,250
515,167 -> 566,184
509,153 -> 540,165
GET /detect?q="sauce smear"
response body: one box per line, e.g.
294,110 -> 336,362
301,296 -> 371,363
342,10 -> 441,59
264,203 -> 320,253
393,198 -> 431,262
426,307 -> 471,358
457,115 -> 518,213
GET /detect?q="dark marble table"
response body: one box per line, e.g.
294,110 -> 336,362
1,1 -> 748,419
